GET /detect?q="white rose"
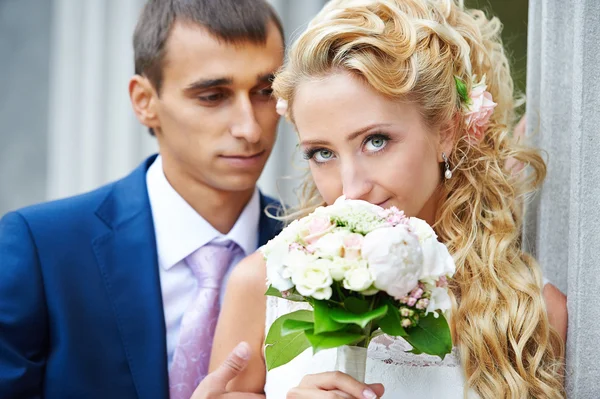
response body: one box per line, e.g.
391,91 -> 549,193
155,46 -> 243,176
292,258 -> 333,300
426,286 -> 452,317
284,249 -> 317,274
312,230 -> 349,258
343,267 -> 374,292
264,242 -> 294,291
362,225 -> 423,299
409,217 -> 456,280
329,257 -> 362,281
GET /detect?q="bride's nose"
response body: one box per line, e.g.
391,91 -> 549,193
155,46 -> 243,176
341,160 -> 373,201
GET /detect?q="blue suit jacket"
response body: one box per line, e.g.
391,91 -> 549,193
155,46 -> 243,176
0,155 -> 282,399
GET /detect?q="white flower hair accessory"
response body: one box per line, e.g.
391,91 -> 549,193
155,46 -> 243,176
454,75 -> 497,144
275,98 -> 288,117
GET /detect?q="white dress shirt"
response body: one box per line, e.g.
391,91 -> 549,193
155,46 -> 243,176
146,156 -> 260,368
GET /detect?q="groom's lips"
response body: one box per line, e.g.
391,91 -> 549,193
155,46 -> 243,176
219,150 -> 266,168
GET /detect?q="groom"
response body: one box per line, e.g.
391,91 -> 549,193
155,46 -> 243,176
0,1 -> 284,398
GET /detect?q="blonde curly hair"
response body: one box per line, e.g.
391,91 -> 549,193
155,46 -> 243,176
272,0 -> 565,397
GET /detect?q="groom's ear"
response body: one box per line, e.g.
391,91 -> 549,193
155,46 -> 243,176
129,75 -> 160,132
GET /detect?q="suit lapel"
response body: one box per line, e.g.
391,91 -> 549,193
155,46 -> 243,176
93,155 -> 168,399
258,193 -> 284,247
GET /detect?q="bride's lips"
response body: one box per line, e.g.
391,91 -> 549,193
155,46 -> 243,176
376,199 -> 390,208
219,150 -> 266,168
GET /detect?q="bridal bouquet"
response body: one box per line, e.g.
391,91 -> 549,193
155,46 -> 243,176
262,197 -> 455,380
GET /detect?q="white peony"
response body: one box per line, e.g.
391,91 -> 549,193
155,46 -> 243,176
343,266 -> 374,292
426,286 -> 453,317
409,217 -> 456,281
362,225 -> 423,299
292,258 -> 333,300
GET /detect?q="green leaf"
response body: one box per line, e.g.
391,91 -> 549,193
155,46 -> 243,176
304,329 -> 366,353
313,300 -> 346,334
403,312 -> 453,359
454,75 -> 469,104
343,296 -> 370,314
265,285 -> 306,302
265,310 -> 313,371
282,319 -> 314,336
329,304 -> 388,328
377,303 -> 407,337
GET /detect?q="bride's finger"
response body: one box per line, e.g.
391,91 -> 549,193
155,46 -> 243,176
297,371 -> 381,399
286,387 -> 347,399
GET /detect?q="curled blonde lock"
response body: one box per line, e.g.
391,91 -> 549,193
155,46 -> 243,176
272,0 -> 565,397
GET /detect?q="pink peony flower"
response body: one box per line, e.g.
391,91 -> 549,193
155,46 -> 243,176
303,216 -> 333,244
276,98 -> 288,116
343,233 -> 364,260
464,76 -> 497,144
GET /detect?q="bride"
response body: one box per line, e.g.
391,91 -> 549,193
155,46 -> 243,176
209,0 -> 567,397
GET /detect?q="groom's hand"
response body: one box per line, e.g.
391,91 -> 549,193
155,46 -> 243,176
191,342 -> 265,399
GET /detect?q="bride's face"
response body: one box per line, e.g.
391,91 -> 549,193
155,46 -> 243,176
293,71 -> 446,223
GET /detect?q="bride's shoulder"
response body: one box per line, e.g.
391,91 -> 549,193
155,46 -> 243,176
227,251 -> 266,293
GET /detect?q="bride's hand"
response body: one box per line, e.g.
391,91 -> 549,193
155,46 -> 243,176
286,371 -> 385,399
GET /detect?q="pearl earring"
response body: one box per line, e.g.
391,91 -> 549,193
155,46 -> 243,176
442,152 -> 452,179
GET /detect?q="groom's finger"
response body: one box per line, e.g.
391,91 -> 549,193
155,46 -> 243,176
198,342 -> 251,391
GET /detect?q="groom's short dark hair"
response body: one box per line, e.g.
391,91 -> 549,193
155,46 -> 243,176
133,0 -> 284,94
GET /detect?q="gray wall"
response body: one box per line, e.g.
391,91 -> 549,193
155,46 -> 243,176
525,0 -> 600,396
0,0 -> 51,216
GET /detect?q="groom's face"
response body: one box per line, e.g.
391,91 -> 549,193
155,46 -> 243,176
149,21 -> 284,192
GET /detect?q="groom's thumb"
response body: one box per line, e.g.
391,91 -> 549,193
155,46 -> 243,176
203,342 -> 251,391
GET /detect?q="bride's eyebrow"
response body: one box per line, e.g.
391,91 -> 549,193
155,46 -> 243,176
300,123 -> 394,147
345,123 -> 393,142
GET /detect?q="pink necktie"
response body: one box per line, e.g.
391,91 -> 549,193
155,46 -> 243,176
169,240 -> 241,399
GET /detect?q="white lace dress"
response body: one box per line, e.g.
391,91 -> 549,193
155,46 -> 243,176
264,277 -> 551,398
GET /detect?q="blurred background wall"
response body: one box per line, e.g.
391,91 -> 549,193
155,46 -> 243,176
0,0 -> 528,215
3,1 -> 599,396
0,0 -> 52,215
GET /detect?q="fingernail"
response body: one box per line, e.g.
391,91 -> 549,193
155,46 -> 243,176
363,389 -> 377,399
233,342 -> 251,360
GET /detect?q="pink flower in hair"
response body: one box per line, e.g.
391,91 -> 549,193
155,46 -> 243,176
463,75 -> 497,144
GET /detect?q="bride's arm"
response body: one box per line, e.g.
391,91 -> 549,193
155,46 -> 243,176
209,252 -> 267,393
543,283 -> 568,343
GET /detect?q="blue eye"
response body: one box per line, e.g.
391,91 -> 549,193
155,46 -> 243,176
364,135 -> 388,152
313,149 -> 335,163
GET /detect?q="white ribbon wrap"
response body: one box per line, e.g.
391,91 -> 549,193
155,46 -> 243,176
334,345 -> 368,382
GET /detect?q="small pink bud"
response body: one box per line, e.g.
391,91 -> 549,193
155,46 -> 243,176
416,299 -> 429,310
407,297 -> 417,307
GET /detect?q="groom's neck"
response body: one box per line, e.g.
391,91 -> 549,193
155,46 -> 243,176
160,156 -> 256,235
